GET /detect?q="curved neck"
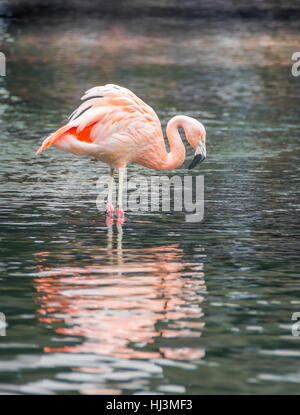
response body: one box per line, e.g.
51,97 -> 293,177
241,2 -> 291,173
160,116 -> 186,170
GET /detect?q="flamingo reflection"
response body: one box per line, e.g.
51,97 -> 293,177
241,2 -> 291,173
34,226 -> 206,361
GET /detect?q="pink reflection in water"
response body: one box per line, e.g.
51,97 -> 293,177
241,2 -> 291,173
34,233 -> 206,361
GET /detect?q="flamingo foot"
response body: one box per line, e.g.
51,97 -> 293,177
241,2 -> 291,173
106,202 -> 114,215
106,215 -> 114,227
116,216 -> 125,226
116,207 -> 125,218
116,207 -> 125,225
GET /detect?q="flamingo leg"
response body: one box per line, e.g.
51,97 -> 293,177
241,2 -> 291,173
106,167 -> 115,215
116,167 -> 125,223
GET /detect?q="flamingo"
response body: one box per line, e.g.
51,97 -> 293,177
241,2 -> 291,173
36,84 -> 206,221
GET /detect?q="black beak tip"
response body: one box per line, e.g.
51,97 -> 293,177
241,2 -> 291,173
188,154 -> 206,170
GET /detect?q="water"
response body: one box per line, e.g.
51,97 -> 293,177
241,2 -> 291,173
0,15 -> 300,394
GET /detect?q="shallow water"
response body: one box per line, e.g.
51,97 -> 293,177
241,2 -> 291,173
0,15 -> 300,394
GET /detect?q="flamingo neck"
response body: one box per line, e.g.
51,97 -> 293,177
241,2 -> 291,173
158,116 -> 187,170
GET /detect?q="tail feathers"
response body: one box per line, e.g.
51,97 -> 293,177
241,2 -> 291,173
35,125 -> 71,155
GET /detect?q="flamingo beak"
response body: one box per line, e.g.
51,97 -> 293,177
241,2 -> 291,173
188,142 -> 206,170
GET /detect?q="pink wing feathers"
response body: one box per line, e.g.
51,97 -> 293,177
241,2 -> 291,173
36,84 -> 162,155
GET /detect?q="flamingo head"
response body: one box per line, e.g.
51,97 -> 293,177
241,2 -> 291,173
184,117 -> 206,170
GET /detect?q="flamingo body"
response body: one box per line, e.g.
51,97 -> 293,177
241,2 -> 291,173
36,84 -> 206,219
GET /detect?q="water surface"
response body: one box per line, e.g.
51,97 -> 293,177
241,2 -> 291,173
0,15 -> 300,394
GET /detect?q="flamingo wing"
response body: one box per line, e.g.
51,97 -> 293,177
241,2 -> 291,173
36,84 -> 161,155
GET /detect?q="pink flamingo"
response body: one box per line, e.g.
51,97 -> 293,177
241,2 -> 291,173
36,84 -> 206,221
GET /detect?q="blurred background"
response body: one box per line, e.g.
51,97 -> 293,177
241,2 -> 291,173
0,0 -> 299,395
2,0 -> 300,18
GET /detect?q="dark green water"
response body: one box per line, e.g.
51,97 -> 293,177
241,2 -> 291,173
0,15 -> 300,394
